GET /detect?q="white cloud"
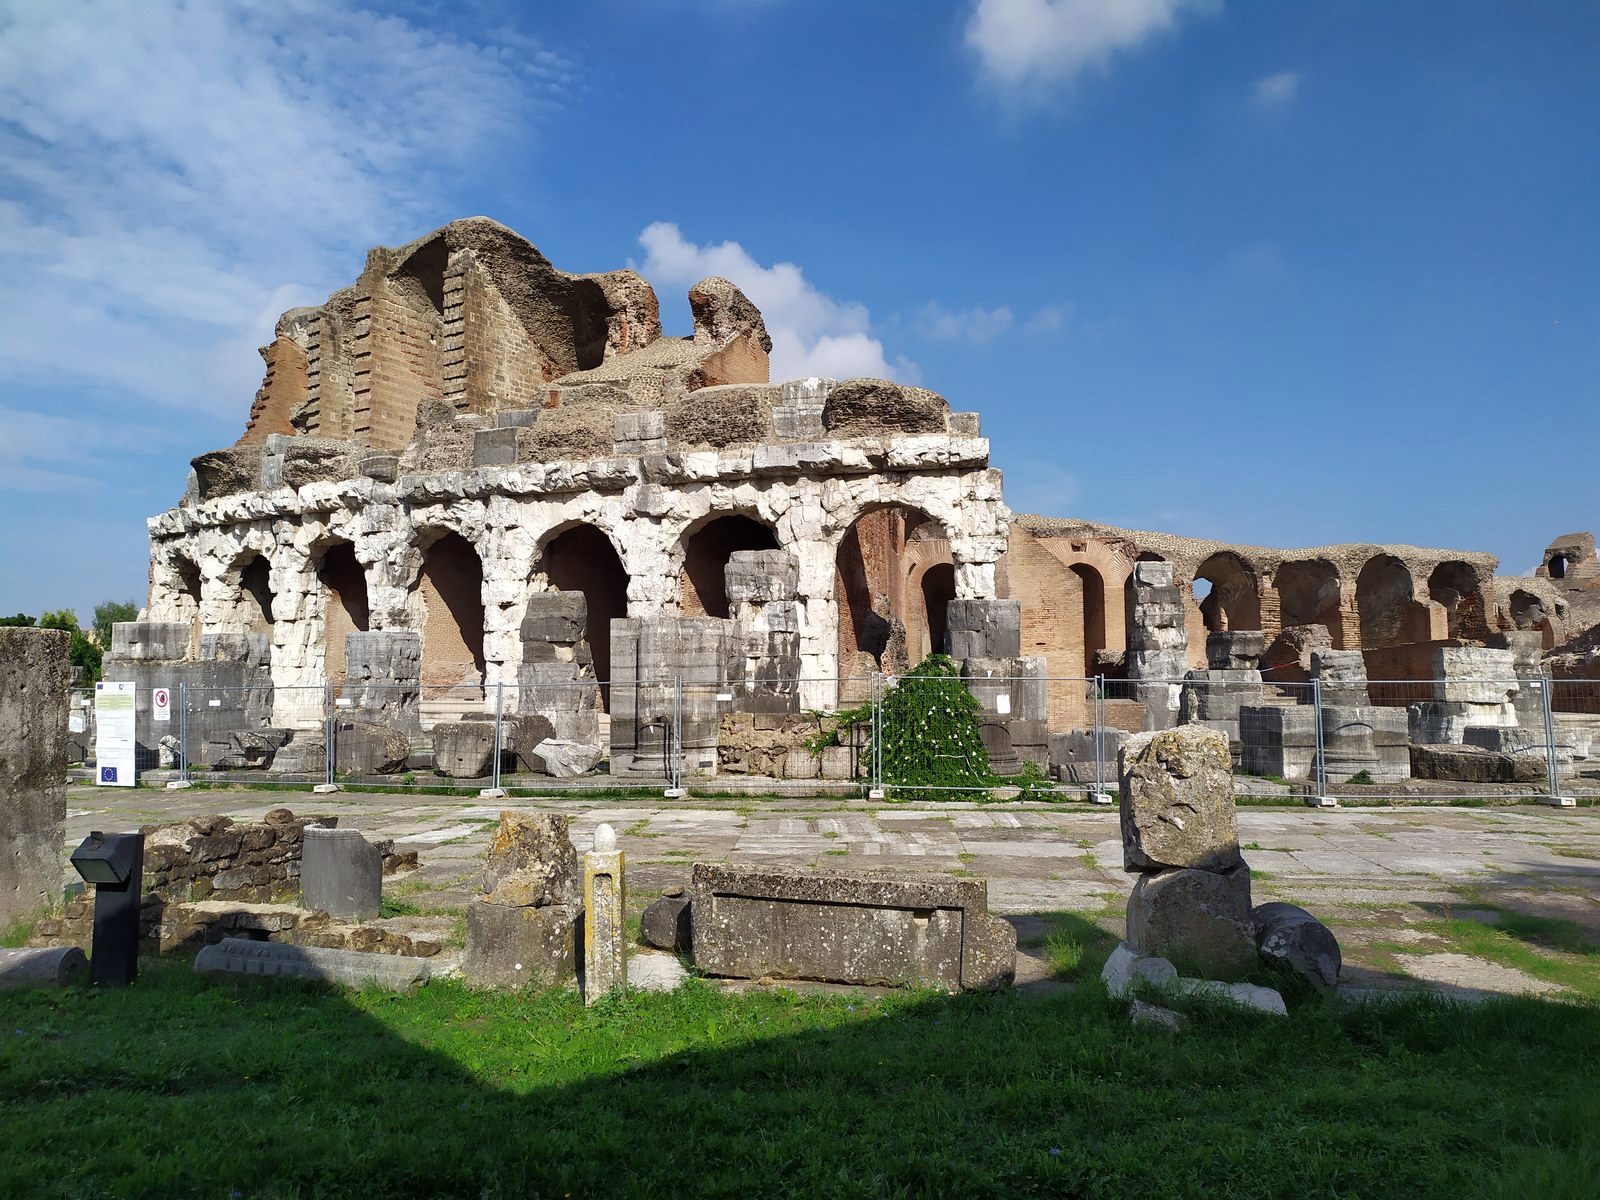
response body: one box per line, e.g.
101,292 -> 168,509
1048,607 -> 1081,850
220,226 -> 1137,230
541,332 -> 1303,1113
913,302 -> 1016,344
965,0 -> 1216,99
1252,70 -> 1302,110
0,1 -> 569,421
635,222 -> 916,383
1023,303 -> 1073,335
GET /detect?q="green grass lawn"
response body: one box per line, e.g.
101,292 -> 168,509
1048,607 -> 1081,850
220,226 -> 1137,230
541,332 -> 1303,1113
3,961 -> 1597,1199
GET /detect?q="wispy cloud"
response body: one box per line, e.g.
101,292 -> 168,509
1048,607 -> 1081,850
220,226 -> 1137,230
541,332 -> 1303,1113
635,222 -> 917,383
0,1 -> 570,427
965,0 -> 1217,102
913,302 -> 1016,344
1252,70 -> 1302,110
1023,303 -> 1073,335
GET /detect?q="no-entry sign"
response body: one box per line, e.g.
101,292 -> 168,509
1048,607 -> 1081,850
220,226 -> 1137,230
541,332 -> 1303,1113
152,686 -> 172,722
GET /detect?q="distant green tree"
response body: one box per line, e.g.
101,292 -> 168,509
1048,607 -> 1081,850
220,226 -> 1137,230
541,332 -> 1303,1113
39,609 -> 104,682
0,613 -> 36,627
93,600 -> 139,647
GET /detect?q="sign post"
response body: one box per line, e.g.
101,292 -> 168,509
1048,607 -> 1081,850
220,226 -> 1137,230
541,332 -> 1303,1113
94,681 -> 137,787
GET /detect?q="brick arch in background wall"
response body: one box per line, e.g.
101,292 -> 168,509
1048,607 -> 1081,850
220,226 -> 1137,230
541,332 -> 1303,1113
1428,559 -> 1491,641
1271,559 -> 1344,648
902,534 -> 955,662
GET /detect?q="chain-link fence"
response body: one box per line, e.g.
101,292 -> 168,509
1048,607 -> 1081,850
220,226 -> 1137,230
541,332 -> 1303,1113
65,668 -> 1600,804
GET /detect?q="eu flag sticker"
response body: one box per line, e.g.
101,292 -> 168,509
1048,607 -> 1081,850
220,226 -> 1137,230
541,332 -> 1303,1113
100,767 -> 118,783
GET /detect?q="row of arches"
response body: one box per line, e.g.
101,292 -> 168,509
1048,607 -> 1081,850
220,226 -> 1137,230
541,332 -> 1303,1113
159,502 -> 964,710
1039,543 -> 1498,678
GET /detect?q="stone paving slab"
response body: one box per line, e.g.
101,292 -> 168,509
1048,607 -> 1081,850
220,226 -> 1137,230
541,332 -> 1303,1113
53,786 -> 1600,999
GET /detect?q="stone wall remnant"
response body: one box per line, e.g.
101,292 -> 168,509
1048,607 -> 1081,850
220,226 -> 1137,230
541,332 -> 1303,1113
1126,563 -> 1188,731
1,628 -> 69,928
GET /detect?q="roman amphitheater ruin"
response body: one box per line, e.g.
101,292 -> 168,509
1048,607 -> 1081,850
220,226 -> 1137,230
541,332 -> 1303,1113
103,217 -> 1599,788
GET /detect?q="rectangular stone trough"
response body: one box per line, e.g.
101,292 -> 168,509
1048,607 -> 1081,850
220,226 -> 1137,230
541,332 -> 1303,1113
688,863 -> 1015,992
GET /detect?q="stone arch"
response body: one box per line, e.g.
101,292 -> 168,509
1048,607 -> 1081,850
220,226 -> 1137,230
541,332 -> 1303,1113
237,555 -> 274,637
902,530 -> 955,662
834,504 -> 950,696
534,522 -> 629,707
1509,589 -> 1556,648
1191,552 -> 1261,634
678,512 -> 781,619
414,529 -> 486,697
1069,563 -> 1107,676
1356,555 -> 1425,647
164,553 -> 204,657
315,539 -> 370,684
1548,554 -> 1568,580
1274,559 -> 1342,646
1428,560 -> 1487,640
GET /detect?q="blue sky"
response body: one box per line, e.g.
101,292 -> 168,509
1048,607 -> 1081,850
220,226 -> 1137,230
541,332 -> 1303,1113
1,0 -> 1595,619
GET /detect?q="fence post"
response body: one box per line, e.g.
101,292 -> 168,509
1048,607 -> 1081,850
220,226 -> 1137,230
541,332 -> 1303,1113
1310,677 -> 1332,806
179,681 -> 190,784
1540,673 -> 1561,803
493,681 -> 505,793
324,681 -> 336,791
1092,675 -> 1107,802
869,671 -> 883,799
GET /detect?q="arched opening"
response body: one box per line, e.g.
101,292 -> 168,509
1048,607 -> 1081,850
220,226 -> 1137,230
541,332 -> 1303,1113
1548,554 -> 1568,581
679,514 -> 780,619
317,541 -> 370,684
1510,590 -> 1547,631
238,555 -> 274,637
1274,559 -> 1340,634
1192,552 -> 1261,633
395,236 -> 448,317
1428,560 -> 1483,639
835,506 -> 948,697
417,531 -> 486,695
1069,563 -> 1107,675
173,555 -> 202,657
536,524 -> 629,709
921,563 -> 956,657
1356,555 -> 1421,647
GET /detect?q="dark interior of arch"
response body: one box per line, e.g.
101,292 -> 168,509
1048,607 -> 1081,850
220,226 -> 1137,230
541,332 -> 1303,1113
1276,560 -> 1341,640
1356,556 -> 1416,646
318,542 -> 370,680
681,515 -> 780,619
1069,563 -> 1107,674
1194,552 -> 1261,633
539,524 -> 629,708
239,556 -> 274,635
921,562 -> 956,657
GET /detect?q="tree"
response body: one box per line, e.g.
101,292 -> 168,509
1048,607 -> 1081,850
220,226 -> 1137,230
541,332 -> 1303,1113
878,654 -> 996,801
39,609 -> 103,683
0,613 -> 36,627
93,600 -> 139,647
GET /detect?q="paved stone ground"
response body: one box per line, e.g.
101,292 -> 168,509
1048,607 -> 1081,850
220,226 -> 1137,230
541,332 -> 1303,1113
61,786 -> 1600,1001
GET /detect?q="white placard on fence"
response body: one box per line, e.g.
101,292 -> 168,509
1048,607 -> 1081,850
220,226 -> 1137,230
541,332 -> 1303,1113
95,681 -> 136,787
152,686 -> 172,722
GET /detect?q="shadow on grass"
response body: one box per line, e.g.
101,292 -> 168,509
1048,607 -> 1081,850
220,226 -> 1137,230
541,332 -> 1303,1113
3,949 -> 1599,1200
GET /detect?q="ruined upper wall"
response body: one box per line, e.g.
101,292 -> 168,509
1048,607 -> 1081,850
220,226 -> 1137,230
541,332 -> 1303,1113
233,218 -> 780,452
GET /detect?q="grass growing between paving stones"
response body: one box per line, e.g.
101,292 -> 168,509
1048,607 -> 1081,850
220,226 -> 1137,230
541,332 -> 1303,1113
3,960 -> 1597,1199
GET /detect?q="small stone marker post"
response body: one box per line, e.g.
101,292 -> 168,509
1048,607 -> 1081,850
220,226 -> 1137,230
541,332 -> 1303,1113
583,823 -> 625,1004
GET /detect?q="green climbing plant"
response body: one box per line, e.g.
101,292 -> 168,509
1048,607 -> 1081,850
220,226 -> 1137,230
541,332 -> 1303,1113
879,654 -> 996,801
